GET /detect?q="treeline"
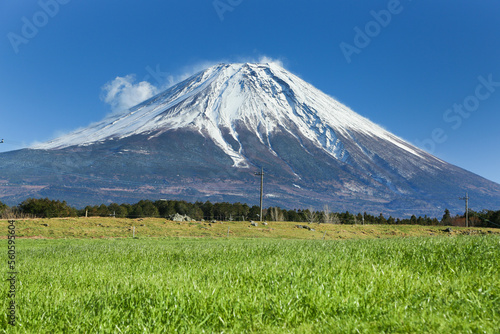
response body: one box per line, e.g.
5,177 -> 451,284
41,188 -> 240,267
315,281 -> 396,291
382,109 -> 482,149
0,198 -> 78,219
1,198 -> 499,228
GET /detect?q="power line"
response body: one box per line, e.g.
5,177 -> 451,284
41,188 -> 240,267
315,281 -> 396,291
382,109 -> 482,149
254,167 -> 264,222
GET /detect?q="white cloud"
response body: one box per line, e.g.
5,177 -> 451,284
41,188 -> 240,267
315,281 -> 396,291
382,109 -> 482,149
256,56 -> 285,68
101,75 -> 159,113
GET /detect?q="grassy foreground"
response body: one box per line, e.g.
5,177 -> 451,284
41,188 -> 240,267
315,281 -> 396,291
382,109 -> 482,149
1,235 -> 499,333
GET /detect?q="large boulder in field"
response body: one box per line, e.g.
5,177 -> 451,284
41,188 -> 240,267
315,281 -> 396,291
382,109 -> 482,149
170,213 -> 193,222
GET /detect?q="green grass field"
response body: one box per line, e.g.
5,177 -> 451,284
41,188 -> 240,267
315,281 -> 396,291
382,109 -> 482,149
1,232 -> 499,333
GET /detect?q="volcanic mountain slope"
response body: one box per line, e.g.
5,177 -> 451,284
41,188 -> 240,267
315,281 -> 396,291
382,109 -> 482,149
1,62 -> 499,216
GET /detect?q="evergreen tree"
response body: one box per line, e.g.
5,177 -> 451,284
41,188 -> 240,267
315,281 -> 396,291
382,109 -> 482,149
188,206 -> 204,221
441,209 -> 452,226
128,205 -> 144,218
285,209 -> 301,223
232,202 -> 250,221
200,201 -> 214,220
18,198 -> 77,218
97,204 -> 110,217
410,215 -> 417,225
248,205 -> 260,221
139,200 -> 159,217
0,201 -> 7,215
174,201 -> 189,216
107,203 -> 127,217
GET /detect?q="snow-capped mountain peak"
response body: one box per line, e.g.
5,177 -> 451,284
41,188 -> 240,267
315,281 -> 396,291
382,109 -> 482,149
34,62 -> 425,167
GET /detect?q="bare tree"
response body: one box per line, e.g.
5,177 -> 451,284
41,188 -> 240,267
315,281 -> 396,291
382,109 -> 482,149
270,207 -> 284,222
322,204 -> 331,224
322,204 -> 340,224
1,207 -> 33,219
304,207 -> 317,224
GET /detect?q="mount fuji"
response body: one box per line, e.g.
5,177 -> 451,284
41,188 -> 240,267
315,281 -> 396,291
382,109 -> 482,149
1,62 -> 499,216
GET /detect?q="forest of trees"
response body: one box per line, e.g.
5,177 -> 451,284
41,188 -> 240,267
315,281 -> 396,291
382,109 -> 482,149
1,198 -> 499,228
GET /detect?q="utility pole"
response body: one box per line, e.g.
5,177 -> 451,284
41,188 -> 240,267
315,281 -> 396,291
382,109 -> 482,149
255,167 -> 264,222
459,192 -> 469,227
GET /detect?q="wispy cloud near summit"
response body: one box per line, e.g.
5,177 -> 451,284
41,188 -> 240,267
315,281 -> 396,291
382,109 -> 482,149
101,75 -> 159,113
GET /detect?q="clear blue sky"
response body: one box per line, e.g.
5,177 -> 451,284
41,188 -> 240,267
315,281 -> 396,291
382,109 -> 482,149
1,0 -> 499,184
